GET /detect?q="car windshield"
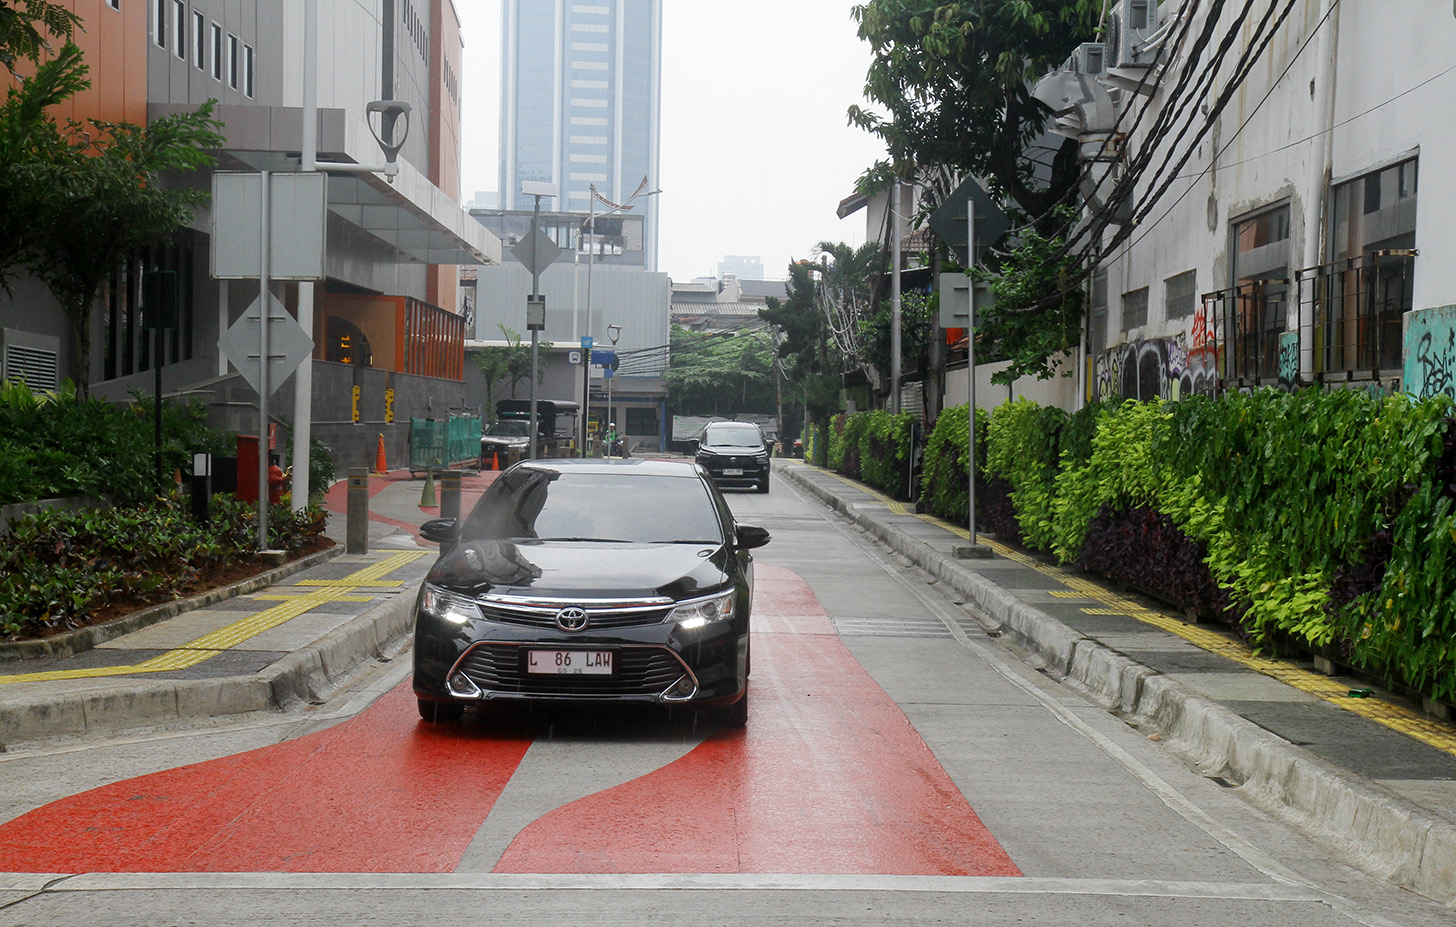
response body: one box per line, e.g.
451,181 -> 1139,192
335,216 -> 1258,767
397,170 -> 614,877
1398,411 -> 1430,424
459,468 -> 726,544
485,421 -> 531,437
705,425 -> 762,447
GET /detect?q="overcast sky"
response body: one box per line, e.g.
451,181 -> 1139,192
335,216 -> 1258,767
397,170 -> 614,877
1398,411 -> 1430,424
454,1 -> 887,282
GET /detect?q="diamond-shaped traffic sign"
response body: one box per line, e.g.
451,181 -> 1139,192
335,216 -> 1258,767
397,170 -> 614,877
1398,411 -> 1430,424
217,291 -> 314,397
511,228 -> 564,277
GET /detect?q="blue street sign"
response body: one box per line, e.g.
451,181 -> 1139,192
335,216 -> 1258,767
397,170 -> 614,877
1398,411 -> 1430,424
591,349 -> 616,367
581,336 -> 593,352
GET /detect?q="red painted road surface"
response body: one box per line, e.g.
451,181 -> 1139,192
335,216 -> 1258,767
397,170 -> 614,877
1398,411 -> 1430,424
0,565 -> 1019,876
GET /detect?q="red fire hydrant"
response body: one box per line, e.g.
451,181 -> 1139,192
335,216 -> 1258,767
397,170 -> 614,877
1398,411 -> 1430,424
267,464 -> 287,505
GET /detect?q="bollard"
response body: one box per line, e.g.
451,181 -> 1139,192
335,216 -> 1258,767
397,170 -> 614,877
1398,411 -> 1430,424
346,467 -> 370,554
440,469 -> 463,522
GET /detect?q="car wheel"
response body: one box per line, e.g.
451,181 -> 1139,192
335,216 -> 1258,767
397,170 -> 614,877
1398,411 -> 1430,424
418,699 -> 464,723
756,474 -> 770,493
719,687 -> 748,728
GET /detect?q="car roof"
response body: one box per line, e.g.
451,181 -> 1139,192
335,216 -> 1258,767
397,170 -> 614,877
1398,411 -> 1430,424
515,458 -> 704,478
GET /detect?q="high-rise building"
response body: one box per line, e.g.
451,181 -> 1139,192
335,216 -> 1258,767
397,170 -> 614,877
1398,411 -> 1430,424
498,0 -> 662,270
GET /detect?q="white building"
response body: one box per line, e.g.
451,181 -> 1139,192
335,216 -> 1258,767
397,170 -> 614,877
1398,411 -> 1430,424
1038,0 -> 1455,403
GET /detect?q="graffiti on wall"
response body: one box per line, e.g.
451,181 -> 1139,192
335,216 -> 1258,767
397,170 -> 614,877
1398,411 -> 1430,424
1278,332 -> 1299,390
1405,305 -> 1456,400
1093,333 -> 1218,403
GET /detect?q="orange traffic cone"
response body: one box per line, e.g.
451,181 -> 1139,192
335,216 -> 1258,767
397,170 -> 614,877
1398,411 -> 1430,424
483,452 -> 495,471
375,434 -> 388,474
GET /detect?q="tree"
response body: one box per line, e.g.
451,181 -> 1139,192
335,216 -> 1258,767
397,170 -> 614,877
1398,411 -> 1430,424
760,260 -> 845,464
810,240 -> 885,379
474,325 -> 552,412
0,0 -> 80,71
20,50 -> 224,393
0,40 -> 85,288
849,1 -> 1099,384
665,325 -> 776,417
849,0 -> 1097,225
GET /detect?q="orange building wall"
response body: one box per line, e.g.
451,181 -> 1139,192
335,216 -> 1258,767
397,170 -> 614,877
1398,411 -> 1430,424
427,0 -> 463,313
45,1 -> 148,127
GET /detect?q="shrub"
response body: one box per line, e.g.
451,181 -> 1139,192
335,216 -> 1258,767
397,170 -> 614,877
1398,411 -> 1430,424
0,495 -> 328,640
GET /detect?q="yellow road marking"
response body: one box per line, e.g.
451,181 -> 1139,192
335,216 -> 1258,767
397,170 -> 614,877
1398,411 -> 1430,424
802,464 -> 1456,755
0,551 -> 427,685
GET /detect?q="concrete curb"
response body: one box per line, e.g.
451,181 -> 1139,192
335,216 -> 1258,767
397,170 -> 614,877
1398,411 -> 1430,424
0,546 -> 346,663
780,463 -> 1456,906
0,577 -> 421,749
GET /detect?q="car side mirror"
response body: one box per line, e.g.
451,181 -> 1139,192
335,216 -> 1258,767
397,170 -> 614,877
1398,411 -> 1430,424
419,518 -> 459,544
735,524 -> 770,550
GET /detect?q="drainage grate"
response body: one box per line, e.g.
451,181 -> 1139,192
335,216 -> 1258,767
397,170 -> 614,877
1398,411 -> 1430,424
831,616 -> 958,638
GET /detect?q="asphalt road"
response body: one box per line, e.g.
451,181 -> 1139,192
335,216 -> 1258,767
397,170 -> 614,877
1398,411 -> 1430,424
0,475 -> 1451,926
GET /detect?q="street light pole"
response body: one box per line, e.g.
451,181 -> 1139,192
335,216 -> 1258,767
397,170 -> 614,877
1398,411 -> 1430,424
606,323 -> 621,456
523,182 -> 555,460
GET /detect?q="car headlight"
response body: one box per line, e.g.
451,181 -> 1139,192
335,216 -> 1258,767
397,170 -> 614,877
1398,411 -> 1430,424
669,589 -> 736,630
421,583 -> 483,625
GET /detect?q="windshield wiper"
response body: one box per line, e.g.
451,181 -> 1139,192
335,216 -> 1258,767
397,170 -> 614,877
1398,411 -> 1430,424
534,537 -> 633,543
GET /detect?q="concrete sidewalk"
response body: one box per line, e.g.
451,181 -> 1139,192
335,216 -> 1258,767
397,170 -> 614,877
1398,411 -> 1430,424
0,470 -> 497,748
775,458 -> 1456,906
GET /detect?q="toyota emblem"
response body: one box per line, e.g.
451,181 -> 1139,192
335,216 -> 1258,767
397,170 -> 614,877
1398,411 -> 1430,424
555,606 -> 590,632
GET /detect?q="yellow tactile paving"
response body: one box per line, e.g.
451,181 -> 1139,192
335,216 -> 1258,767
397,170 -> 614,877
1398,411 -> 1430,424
804,464 -> 1456,756
0,551 -> 427,686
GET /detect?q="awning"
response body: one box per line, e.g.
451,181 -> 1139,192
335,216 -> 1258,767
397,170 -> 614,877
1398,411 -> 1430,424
155,103 -> 501,267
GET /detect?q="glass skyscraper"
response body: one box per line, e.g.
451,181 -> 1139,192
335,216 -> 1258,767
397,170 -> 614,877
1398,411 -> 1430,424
499,0 -> 662,270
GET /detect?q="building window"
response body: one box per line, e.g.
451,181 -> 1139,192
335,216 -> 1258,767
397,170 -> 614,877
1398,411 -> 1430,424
227,33 -> 238,89
108,0 -> 121,10
172,1 -> 185,58
1307,157 -> 1419,376
192,11 -> 205,69
1165,270 -> 1196,321
1122,287 -> 1148,331
243,43 -> 254,97
153,0 -> 167,47
1227,204 -> 1291,381
210,23 -> 221,79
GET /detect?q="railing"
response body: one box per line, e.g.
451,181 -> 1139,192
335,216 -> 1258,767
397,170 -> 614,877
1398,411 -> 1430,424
1295,249 -> 1416,382
409,415 -> 482,475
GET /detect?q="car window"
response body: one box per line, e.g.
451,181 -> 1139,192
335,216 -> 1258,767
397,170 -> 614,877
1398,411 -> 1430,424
460,468 -> 726,544
486,421 -> 530,437
705,424 -> 762,446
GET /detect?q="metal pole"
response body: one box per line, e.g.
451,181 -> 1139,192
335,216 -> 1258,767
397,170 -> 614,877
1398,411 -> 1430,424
292,0 -> 318,511
528,192 -> 541,461
258,170 -> 272,549
583,187 -> 595,457
891,181 -> 903,414
966,201 -> 977,546
154,326 -> 164,492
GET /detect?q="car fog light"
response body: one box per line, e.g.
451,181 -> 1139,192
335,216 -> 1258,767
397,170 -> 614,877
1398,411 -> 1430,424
661,675 -> 697,702
447,672 -> 483,698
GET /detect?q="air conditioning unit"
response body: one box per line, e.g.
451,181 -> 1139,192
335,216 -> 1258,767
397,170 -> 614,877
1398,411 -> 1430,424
1070,42 -> 1107,75
1106,0 -> 1159,69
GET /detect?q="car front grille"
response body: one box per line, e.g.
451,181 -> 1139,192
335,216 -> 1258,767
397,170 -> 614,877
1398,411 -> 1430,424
476,595 -> 675,630
454,643 -> 691,698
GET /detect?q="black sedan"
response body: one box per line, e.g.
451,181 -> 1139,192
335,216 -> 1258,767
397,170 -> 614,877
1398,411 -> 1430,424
412,458 -> 769,726
694,421 -> 771,492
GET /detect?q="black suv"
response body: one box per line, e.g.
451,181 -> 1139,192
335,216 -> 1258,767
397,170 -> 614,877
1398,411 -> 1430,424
695,421 -> 770,493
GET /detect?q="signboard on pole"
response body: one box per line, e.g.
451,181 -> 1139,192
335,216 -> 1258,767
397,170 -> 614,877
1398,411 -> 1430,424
211,172 -> 327,280
216,291 -> 314,396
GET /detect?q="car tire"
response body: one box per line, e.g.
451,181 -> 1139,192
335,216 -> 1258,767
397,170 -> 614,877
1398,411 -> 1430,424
418,699 -> 464,723
719,687 -> 748,728
756,474 -> 770,493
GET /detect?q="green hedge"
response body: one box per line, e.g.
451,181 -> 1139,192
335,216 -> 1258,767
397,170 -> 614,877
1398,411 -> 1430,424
954,389 -> 1456,703
0,380 -> 230,506
0,495 -> 328,640
827,410 -> 920,499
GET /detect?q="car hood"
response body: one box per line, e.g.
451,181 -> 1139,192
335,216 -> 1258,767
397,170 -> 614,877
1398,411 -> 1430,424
427,539 -> 732,600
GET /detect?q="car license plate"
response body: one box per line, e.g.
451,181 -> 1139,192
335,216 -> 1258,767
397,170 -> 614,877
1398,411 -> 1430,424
526,650 -> 613,675
723,468 -> 744,476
